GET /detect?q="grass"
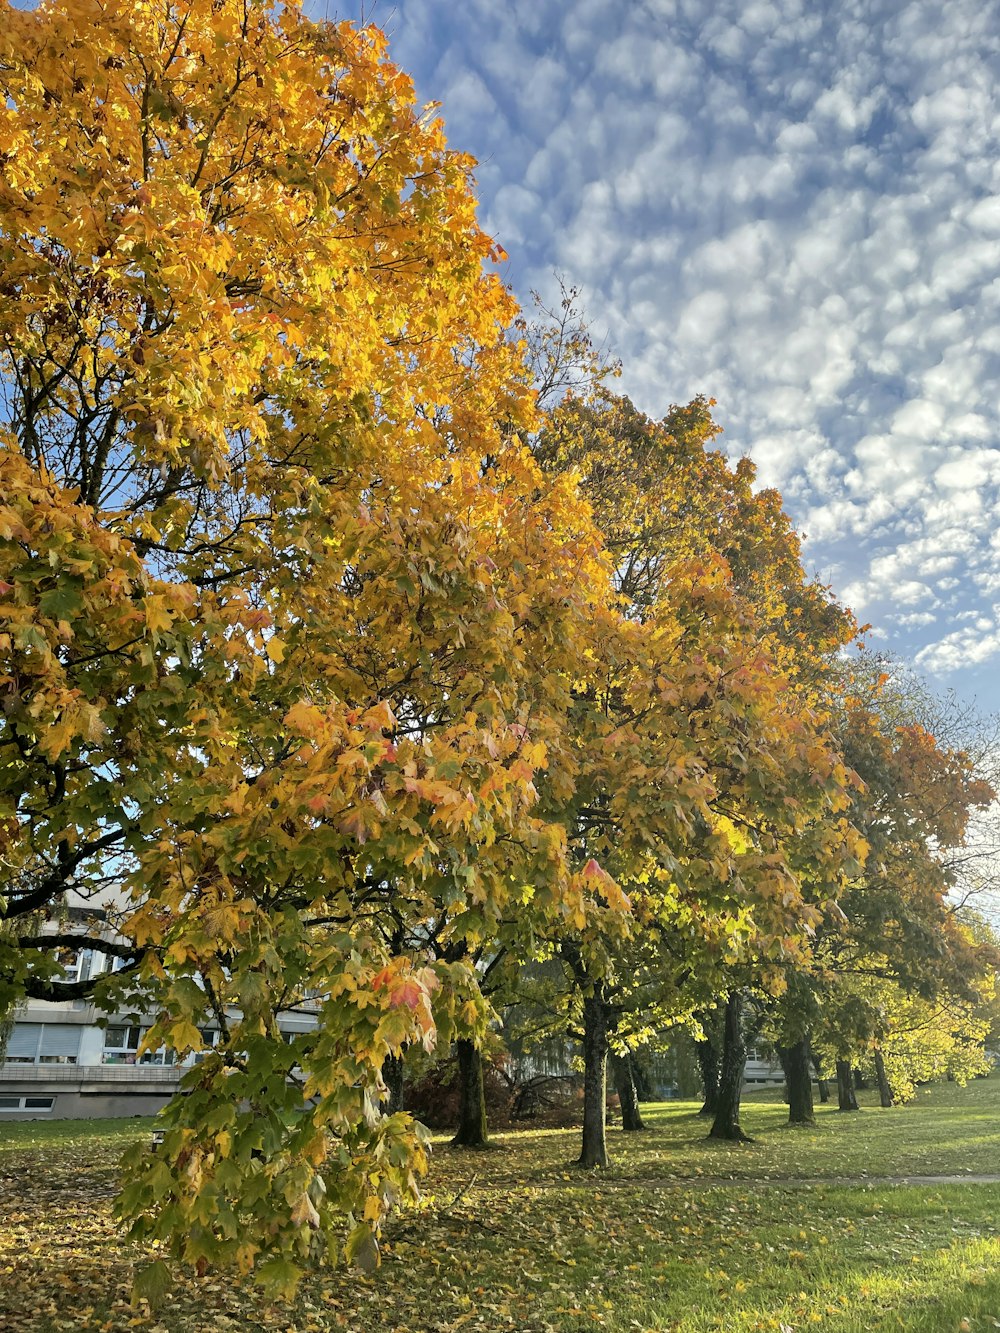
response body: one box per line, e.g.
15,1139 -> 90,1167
3,1081 -> 1000,1331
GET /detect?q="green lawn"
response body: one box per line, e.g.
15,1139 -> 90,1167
3,1081 -> 1000,1331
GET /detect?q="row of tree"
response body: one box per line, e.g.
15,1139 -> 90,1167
434,637 -> 999,1157
0,0 -> 995,1296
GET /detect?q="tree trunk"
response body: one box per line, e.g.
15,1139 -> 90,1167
709,991 -> 752,1142
451,1040 -> 489,1147
779,1037 -> 815,1125
381,1051 -> 405,1115
873,1049 -> 894,1108
836,1058 -> 859,1112
811,1051 -> 830,1103
631,1054 -> 653,1102
611,1052 -> 646,1131
578,987 -> 610,1167
696,1037 -> 720,1117
853,1067 -> 868,1091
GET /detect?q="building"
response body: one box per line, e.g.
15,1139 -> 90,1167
1,896 -> 319,1120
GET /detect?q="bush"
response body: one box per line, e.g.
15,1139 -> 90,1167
406,1054 -> 582,1131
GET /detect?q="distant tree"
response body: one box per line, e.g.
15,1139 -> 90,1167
766,658 -> 997,1123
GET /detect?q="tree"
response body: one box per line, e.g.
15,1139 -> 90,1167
0,0 -> 619,1291
815,968 -> 996,1106
708,990 -> 753,1141
527,391 -> 863,1166
694,1007 -> 724,1117
765,658 -> 997,1123
609,1050 -> 646,1131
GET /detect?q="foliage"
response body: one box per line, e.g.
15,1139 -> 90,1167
0,0 -> 617,1289
520,384 -> 864,1162
876,989 -> 993,1101
537,389 -> 866,960
791,664 -> 997,1076
403,1048 -> 516,1131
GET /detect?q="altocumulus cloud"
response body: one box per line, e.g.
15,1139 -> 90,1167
327,0 -> 1000,708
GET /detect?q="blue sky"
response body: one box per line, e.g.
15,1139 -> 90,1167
318,0 -> 1000,714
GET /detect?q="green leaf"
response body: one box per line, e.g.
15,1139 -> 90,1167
255,1256 -> 303,1298
39,579 -> 84,622
345,1222 -> 380,1274
131,1259 -> 173,1309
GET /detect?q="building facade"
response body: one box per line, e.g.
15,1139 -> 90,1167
1,908 -> 320,1119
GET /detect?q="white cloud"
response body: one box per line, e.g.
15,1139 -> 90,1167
677,290 -> 730,345
917,620 -> 1000,673
894,611 -> 938,627
328,0 -> 1000,706
935,452 -> 993,491
967,196 -> 1000,232
891,399 -> 946,441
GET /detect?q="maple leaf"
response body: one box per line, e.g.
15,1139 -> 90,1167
389,978 -> 425,1011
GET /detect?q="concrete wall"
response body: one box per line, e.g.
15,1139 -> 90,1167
0,1087 -> 174,1120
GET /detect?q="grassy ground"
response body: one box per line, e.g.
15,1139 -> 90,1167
3,1081 -> 1000,1332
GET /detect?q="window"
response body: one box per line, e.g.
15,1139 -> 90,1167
192,1029 -> 219,1064
138,1045 -> 176,1067
0,1095 -> 54,1113
5,1024 -> 42,1063
102,1025 -> 175,1066
40,1025 -> 83,1064
4,1023 -> 80,1065
77,950 -> 99,984
103,1025 -> 142,1058
58,949 -> 101,985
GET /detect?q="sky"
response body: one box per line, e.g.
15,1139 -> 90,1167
315,0 -> 1000,715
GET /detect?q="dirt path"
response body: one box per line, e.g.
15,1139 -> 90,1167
498,1172 -> 1000,1191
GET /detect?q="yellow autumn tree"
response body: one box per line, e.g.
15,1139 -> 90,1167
0,0 -> 615,1292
